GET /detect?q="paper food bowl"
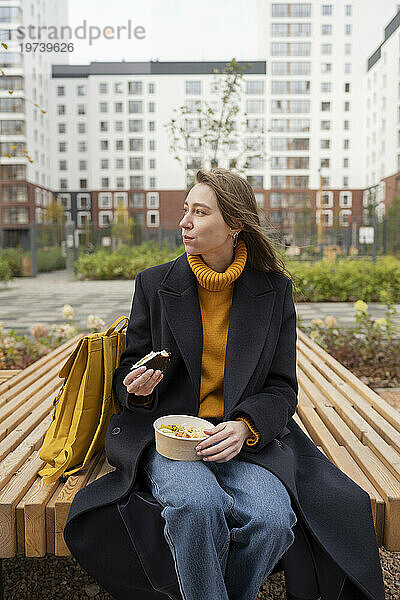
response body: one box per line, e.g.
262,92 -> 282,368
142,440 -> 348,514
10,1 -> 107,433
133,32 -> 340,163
153,414 -> 215,461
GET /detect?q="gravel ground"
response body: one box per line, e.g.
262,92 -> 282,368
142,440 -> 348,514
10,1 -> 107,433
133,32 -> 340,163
2,546 -> 399,599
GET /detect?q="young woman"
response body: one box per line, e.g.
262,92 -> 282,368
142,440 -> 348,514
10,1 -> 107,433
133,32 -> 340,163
64,168 -> 385,600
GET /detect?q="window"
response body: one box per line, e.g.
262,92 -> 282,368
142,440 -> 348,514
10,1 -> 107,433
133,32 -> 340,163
99,83 -> 108,94
321,82 -> 331,93
149,139 -> 155,151
78,122 -> 86,133
98,211 -> 112,227
149,177 -> 156,189
58,123 -> 66,134
98,193 -> 112,208
129,119 -> 143,132
339,191 -> 352,207
320,158 -> 330,168
322,5 -> 332,15
129,101 -> 143,113
271,42 -> 311,56
148,83 -> 155,94
186,99 -> 201,112
321,120 -> 331,130
128,81 -> 143,94
101,177 -> 109,188
77,84 -> 86,96
320,139 -> 330,149
345,5 -> 352,16
343,158 -> 349,168
130,157 -> 144,170
344,82 -> 350,92
321,102 -> 331,111
317,191 -> 333,208
246,81 -> 264,94
100,121 -> 108,132
59,141 -> 66,152
115,82 -> 124,93
345,43 -> 351,54
344,120 -> 350,130
247,175 -> 263,188
115,102 -> 123,113
246,118 -> 264,132
321,44 -> 332,55
185,81 -> 201,94
58,105 -> 66,115
101,159 -> 109,169
271,4 -> 311,17
77,104 -> 86,115
343,176 -> 349,186
57,86 -> 65,96
271,62 -> 310,75
149,121 -> 155,131
344,139 -> 349,149
321,63 -> 332,73
247,99 -> 264,113
129,138 -> 143,151
321,24 -> 332,35
345,24 -> 351,35
344,101 -> 350,112
59,160 -> 67,171
148,102 -> 155,112
79,160 -> 87,171
99,102 -> 108,113
271,23 -> 311,37
149,158 -> 156,169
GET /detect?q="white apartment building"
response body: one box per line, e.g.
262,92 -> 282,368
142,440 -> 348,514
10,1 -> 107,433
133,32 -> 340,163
49,61 -> 268,247
0,0 -> 68,248
365,10 -> 400,218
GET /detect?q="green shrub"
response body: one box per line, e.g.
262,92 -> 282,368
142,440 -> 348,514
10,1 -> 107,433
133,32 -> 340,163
287,256 -> 400,302
75,240 -> 184,280
0,254 -> 13,284
36,247 -> 66,272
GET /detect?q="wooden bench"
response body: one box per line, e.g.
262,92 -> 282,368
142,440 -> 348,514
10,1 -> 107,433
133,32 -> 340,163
0,328 -> 399,598
0,370 -> 22,384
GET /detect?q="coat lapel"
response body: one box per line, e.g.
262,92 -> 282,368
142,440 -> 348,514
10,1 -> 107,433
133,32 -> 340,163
158,252 -> 276,417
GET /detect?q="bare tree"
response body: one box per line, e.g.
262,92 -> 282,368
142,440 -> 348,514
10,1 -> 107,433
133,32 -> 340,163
165,58 -> 266,188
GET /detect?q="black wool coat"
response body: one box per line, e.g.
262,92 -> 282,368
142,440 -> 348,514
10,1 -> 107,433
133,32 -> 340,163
64,252 -> 386,600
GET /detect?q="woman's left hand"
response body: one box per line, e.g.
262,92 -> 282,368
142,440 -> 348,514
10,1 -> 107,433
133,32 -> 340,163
195,421 -> 252,463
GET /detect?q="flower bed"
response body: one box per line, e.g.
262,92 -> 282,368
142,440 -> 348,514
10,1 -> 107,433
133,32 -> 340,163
299,300 -> 400,389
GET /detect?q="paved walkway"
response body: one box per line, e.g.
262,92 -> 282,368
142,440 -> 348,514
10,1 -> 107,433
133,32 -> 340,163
1,270 -> 399,336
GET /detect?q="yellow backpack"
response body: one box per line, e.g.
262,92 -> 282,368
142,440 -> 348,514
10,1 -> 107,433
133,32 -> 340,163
38,315 -> 129,486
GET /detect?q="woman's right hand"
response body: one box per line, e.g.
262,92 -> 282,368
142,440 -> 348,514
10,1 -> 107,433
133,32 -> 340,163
122,366 -> 163,396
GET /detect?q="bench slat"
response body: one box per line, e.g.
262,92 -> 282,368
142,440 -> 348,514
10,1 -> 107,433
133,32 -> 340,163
297,329 -> 400,433
0,334 -> 85,405
297,357 -> 400,482
297,339 -> 400,453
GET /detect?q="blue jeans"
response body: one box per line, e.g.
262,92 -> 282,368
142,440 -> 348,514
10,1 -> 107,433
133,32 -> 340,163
141,444 -> 297,600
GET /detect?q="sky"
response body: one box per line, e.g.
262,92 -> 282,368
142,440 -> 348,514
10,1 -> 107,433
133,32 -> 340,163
66,0 -> 400,65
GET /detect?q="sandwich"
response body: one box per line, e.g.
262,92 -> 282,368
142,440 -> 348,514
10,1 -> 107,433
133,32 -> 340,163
130,348 -> 172,375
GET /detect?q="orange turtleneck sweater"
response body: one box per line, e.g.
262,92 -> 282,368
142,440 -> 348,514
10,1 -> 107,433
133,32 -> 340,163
187,237 -> 260,448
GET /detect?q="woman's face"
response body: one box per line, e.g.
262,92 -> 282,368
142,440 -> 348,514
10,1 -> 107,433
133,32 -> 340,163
179,183 -> 235,256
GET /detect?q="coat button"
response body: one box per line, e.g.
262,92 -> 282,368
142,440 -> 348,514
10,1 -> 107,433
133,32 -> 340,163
111,427 -> 121,435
